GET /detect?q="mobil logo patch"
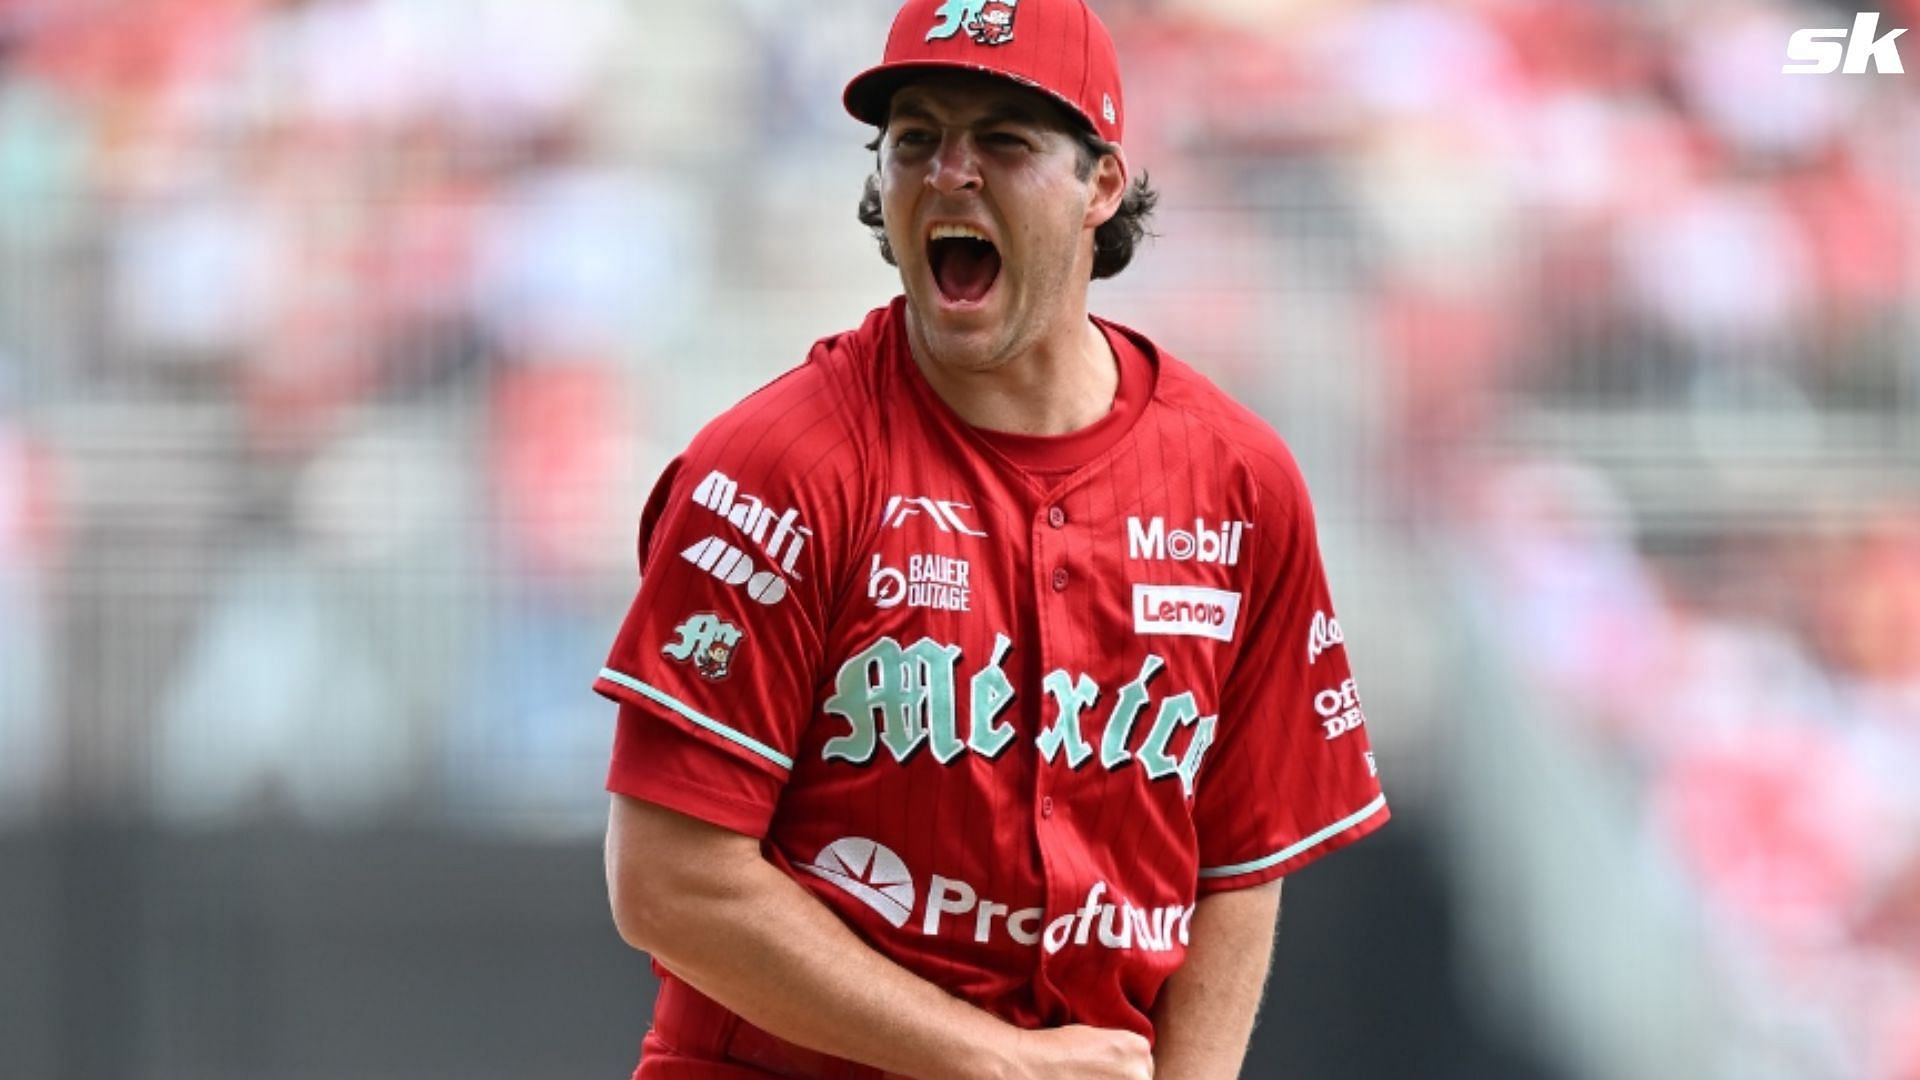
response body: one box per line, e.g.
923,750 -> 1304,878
1132,584 -> 1242,642
1126,516 -> 1249,566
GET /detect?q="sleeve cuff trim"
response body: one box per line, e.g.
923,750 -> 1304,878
1198,793 -> 1388,879
597,667 -> 794,772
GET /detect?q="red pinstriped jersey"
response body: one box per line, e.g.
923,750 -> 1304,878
595,297 -> 1388,1074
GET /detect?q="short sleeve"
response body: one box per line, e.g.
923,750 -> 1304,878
608,703 -> 785,837
594,372 -> 856,831
1191,454 -> 1389,893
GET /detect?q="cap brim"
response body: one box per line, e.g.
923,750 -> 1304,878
843,60 -> 1098,135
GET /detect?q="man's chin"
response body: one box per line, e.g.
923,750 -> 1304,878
918,328 -> 1005,374
907,295 -> 1006,370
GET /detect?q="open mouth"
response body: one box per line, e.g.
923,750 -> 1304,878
928,225 -> 1000,305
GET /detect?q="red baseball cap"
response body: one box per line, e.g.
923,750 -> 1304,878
844,0 -> 1125,147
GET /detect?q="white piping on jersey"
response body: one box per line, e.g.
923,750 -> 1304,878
598,667 -> 795,772
1197,793 -> 1387,879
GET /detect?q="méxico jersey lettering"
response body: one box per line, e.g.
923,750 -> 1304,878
820,635 -> 1216,797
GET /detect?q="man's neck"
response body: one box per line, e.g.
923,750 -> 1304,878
909,314 -> 1119,436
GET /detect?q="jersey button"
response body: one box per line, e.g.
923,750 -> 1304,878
1047,505 -> 1066,528
1051,567 -> 1069,591
1041,796 -> 1055,818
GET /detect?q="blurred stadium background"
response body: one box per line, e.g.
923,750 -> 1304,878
1,0 -> 1917,1077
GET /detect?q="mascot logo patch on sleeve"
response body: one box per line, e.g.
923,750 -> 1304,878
663,613 -> 745,681
926,0 -> 1017,46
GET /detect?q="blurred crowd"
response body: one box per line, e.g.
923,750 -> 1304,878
0,0 -> 1917,1075
1473,460 -> 1920,1078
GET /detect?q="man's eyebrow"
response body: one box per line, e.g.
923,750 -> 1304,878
973,102 -> 1049,128
888,100 -> 940,125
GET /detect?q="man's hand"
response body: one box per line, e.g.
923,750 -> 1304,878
994,1026 -> 1154,1080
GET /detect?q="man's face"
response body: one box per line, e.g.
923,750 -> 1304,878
878,72 -> 1117,374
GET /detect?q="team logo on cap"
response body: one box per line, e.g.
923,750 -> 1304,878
927,0 -> 1018,47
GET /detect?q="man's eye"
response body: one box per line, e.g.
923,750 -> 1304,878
985,133 -> 1027,148
895,130 -> 934,147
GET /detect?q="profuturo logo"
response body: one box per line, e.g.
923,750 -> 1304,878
799,837 -> 1195,955
798,837 -> 916,928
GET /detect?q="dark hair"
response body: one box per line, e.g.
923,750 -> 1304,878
856,126 -> 1158,280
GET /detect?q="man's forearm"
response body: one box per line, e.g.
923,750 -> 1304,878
1150,880 -> 1284,1079
609,797 -> 1018,1080
642,848 -> 1017,1078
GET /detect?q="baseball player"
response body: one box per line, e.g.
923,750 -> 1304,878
597,1 -> 1390,1076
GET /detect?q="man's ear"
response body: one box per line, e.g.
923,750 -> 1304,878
1085,153 -> 1126,229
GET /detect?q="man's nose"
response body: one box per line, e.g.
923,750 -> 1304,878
927,135 -> 982,194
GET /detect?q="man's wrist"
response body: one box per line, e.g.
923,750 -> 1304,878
910,1015 -> 1020,1080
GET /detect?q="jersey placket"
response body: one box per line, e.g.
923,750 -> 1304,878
1026,487 -> 1080,1012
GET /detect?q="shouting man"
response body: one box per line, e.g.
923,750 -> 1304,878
597,1 -> 1390,1076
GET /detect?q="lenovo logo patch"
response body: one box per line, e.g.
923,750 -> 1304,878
1132,584 -> 1242,642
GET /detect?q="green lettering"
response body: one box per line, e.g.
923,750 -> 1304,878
909,638 -> 964,763
1175,714 -> 1218,798
967,633 -> 1017,759
822,638 -> 897,764
1138,691 -> 1200,782
1037,670 -> 1098,768
822,636 -> 961,764
1101,654 -> 1165,768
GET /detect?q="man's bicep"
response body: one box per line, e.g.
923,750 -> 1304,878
606,790 -> 766,948
1151,879 -> 1285,1078
607,790 -> 761,869
1196,876 -> 1283,923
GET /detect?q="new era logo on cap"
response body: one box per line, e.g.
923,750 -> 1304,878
844,0 -> 1125,146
